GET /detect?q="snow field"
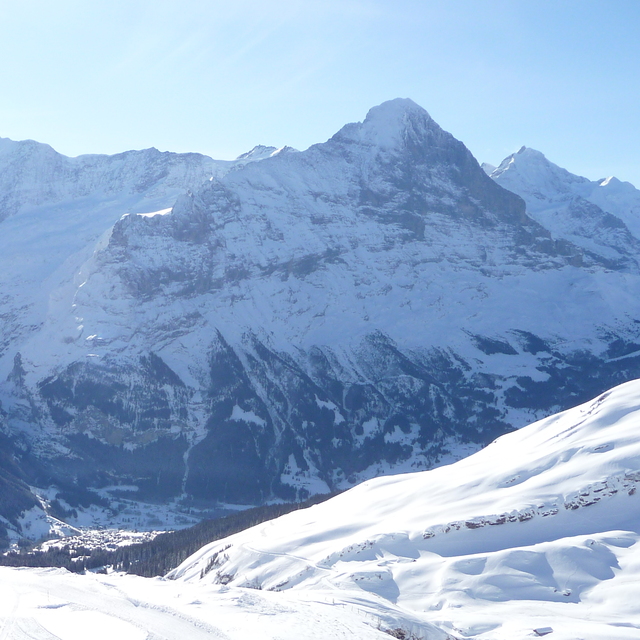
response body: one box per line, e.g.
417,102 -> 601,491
166,380 -> 640,639
0,567 -> 429,640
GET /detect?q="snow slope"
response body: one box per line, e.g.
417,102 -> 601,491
167,379 -> 640,639
0,565 -> 448,640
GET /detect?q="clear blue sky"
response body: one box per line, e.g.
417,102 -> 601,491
1,0 -> 639,186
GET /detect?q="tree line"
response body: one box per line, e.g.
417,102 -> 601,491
0,492 -> 335,577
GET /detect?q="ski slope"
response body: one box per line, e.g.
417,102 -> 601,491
0,565 -> 441,640
168,379 -> 640,639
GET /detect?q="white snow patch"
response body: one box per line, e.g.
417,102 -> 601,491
315,395 -> 345,424
230,404 -> 266,427
137,207 -> 173,218
360,417 -> 380,439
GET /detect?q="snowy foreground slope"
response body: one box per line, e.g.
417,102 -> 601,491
0,565 -> 439,640
4,381 -> 640,639
167,379 -> 640,639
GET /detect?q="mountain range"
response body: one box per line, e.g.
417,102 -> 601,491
1,98 -> 640,543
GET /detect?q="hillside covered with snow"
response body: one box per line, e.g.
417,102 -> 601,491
166,378 -> 640,639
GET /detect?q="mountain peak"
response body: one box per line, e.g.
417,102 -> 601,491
235,145 -> 278,161
363,97 -> 430,123
491,146 -> 589,191
490,146 -> 548,177
330,98 -> 436,150
598,175 -> 620,187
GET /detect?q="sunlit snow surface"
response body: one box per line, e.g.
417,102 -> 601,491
169,379 -> 640,639
4,564 -> 443,640
5,381 -> 640,638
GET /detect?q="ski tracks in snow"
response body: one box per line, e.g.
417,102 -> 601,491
0,568 -> 230,640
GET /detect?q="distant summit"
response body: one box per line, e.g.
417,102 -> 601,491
235,145 -> 278,161
331,98 -> 435,150
489,145 -> 640,258
331,98 -> 436,149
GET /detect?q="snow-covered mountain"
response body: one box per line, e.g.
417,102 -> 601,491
0,138 -> 279,358
167,378 -> 640,639
2,99 -> 640,540
487,145 -> 640,266
0,139 -> 279,535
4,380 -> 638,640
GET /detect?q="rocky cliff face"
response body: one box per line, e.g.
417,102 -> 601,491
2,99 -> 640,538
